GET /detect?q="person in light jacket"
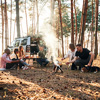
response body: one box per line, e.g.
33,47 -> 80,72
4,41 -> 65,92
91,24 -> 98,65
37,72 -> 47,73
62,43 -> 77,70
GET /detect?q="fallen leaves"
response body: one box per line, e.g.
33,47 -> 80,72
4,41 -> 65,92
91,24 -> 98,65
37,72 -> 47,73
0,57 -> 100,99
19,81 -> 22,85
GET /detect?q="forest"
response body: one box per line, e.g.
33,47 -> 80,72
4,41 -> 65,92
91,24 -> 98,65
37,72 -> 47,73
0,0 -> 100,100
0,0 -> 100,57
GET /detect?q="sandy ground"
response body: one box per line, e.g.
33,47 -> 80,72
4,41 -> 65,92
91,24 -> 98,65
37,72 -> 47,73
0,57 -> 100,100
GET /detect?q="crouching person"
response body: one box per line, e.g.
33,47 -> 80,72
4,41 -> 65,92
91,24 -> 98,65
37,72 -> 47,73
66,44 -> 94,70
36,45 -> 49,67
62,43 -> 77,70
0,49 -> 20,70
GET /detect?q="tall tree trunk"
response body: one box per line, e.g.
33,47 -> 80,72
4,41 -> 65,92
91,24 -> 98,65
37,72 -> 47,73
32,4 -> 34,35
15,0 -> 20,38
71,0 -> 74,44
33,1 -> 36,35
94,0 -> 99,59
51,0 -> 55,26
80,0 -> 88,47
91,0 -> 94,52
67,36 -> 69,52
87,27 -> 91,48
58,0 -> 64,57
25,0 -> 28,35
13,19 -> 16,40
10,0 -> 12,44
36,0 -> 39,34
78,0 -> 85,44
32,1 -> 36,35
74,0 -> 77,45
1,0 -> 4,53
56,12 -> 59,57
33,6 -> 36,35
21,21 -> 23,36
5,0 -> 8,48
78,13 -> 83,43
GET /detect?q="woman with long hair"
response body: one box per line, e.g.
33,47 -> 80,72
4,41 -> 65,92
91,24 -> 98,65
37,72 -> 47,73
10,48 -> 30,70
18,46 -> 25,59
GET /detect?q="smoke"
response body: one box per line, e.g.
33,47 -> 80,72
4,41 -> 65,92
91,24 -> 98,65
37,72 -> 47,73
39,2 -> 59,62
41,24 -> 59,61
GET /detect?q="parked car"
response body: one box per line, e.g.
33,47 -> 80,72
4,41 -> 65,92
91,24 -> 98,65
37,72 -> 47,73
8,36 -> 39,56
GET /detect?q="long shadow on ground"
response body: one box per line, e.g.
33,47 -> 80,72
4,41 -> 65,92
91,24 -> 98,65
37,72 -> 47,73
0,65 -> 100,100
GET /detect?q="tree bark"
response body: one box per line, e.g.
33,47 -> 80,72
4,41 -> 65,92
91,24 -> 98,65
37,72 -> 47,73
33,6 -> 36,35
32,3 -> 34,35
56,12 -> 59,57
78,11 -> 83,44
13,19 -> 16,40
36,0 -> 39,34
80,0 -> 88,47
5,0 -> 8,48
58,0 -> 64,57
10,0 -> 12,44
74,0 -> 77,45
71,0 -> 74,44
91,0 -> 94,52
25,0 -> 28,35
33,1 -> 36,35
1,0 -> 4,53
15,0 -> 20,38
94,0 -> 99,59
51,0 -> 55,26
87,28 -> 91,48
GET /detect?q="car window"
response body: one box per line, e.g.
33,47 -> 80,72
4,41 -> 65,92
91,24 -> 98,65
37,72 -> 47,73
21,39 -> 27,45
14,40 -> 20,47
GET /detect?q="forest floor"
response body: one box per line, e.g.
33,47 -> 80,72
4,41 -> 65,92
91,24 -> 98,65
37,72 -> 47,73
0,57 -> 100,100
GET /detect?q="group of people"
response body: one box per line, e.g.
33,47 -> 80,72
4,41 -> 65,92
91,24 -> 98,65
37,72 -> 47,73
62,43 -> 94,71
0,44 -> 49,71
0,43 -> 95,72
0,46 -> 30,71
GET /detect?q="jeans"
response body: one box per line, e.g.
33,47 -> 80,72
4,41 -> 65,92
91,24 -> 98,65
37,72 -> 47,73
71,63 -> 77,70
11,59 -> 24,68
74,55 -> 92,70
36,58 -> 49,66
6,62 -> 18,69
20,59 -> 29,66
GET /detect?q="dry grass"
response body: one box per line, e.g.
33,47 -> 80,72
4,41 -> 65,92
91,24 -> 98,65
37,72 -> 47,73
0,57 -> 100,100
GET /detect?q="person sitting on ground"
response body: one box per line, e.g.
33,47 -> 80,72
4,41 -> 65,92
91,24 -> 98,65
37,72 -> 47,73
18,46 -> 25,60
10,48 -> 30,69
36,45 -> 49,67
66,44 -> 94,70
62,43 -> 77,70
0,49 -> 20,70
